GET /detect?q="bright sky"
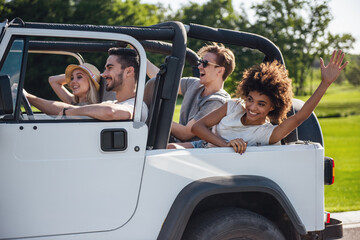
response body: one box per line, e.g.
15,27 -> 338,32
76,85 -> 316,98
142,0 -> 360,54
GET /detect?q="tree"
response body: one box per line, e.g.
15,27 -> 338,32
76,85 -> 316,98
0,0 -> 71,23
345,56 -> 360,86
1,0 -> 356,97
170,0 -> 261,95
0,0 -> 11,19
0,0 -> 167,98
251,0 -> 355,95
109,0 -> 166,26
325,32 -> 355,55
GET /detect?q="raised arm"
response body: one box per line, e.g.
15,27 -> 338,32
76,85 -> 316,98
269,50 -> 348,144
191,103 -> 228,147
171,119 -> 197,141
25,90 -> 132,120
129,42 -> 160,80
147,59 -> 183,95
146,59 -> 160,79
24,90 -> 71,116
48,74 -> 74,104
172,100 -> 225,141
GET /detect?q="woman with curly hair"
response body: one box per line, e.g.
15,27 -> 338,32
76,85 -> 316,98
170,50 -> 347,153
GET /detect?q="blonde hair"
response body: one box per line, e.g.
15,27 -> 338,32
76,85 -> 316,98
71,72 -> 100,105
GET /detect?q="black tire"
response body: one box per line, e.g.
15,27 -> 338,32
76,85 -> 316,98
182,208 -> 286,240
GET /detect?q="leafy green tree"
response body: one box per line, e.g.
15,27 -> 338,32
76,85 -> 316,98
325,33 -> 355,55
109,0 -> 165,26
0,0 -> 167,98
70,0 -> 114,25
171,0 -> 249,55
251,0 -> 354,95
0,0 -> 71,23
70,0 -> 165,26
0,0 -> 11,18
169,0 -> 261,95
345,57 -> 360,86
0,0 -> 73,98
1,0 -> 356,97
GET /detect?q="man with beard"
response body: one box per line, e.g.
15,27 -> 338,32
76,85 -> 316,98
26,48 -> 148,122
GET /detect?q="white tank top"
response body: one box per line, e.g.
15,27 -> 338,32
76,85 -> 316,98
212,99 -> 280,146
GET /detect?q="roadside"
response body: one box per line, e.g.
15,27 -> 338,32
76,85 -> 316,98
332,211 -> 360,228
331,211 -> 360,240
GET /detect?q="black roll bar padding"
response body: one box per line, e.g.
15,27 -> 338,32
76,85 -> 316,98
292,99 -> 323,146
0,75 -> 13,114
140,40 -> 200,66
28,40 -> 127,52
187,23 -> 285,65
28,40 -> 197,62
140,40 -> 200,77
161,57 -> 180,100
28,39 -> 200,76
16,21 -> 175,41
146,69 -> 164,148
147,21 -> 187,149
281,105 -> 298,144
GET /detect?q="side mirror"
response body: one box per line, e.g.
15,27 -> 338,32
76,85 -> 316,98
0,75 -> 14,114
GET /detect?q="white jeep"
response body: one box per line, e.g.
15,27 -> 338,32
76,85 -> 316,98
0,18 -> 341,239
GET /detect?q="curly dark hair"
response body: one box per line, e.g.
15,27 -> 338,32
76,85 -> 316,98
236,60 -> 293,124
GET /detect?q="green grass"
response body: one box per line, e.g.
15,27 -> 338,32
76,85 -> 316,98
322,115 -> 360,212
278,83 -> 360,212
297,84 -> 360,212
296,83 -> 360,118
173,96 -> 183,123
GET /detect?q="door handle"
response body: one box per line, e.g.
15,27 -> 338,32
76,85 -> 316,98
101,129 -> 127,151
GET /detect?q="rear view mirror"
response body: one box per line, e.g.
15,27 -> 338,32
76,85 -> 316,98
0,75 -> 14,114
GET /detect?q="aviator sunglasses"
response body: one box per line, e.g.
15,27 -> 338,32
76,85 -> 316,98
197,59 -> 221,68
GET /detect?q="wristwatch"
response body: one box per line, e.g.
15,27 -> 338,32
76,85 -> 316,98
62,108 -> 69,117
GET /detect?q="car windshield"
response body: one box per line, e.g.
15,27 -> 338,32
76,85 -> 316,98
0,39 -> 25,114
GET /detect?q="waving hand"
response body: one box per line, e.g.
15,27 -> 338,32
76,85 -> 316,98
320,50 -> 348,86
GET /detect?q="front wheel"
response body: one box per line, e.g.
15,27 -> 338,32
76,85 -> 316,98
182,208 -> 285,240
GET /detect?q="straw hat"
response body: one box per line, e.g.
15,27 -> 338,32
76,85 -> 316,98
65,63 -> 100,91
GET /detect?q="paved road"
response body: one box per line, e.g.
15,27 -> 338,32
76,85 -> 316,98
341,226 -> 360,240
331,211 -> 360,240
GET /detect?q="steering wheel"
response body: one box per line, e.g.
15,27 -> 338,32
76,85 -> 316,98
22,90 -> 34,120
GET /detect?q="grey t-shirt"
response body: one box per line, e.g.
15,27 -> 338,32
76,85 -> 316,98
178,77 -> 230,141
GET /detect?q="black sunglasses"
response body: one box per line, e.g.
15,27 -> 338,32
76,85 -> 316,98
197,59 -> 221,68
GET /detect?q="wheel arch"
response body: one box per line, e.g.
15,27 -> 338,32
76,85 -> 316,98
157,175 -> 306,240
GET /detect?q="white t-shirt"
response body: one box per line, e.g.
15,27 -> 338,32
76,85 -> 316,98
212,99 -> 280,146
106,98 -> 148,122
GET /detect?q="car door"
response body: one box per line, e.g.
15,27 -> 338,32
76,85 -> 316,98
0,30 -> 148,239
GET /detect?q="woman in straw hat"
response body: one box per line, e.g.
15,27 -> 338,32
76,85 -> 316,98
49,63 -> 101,105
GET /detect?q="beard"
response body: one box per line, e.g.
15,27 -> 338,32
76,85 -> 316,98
106,70 -> 124,92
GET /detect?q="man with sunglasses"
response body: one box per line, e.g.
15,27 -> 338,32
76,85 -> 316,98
147,43 -> 235,144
